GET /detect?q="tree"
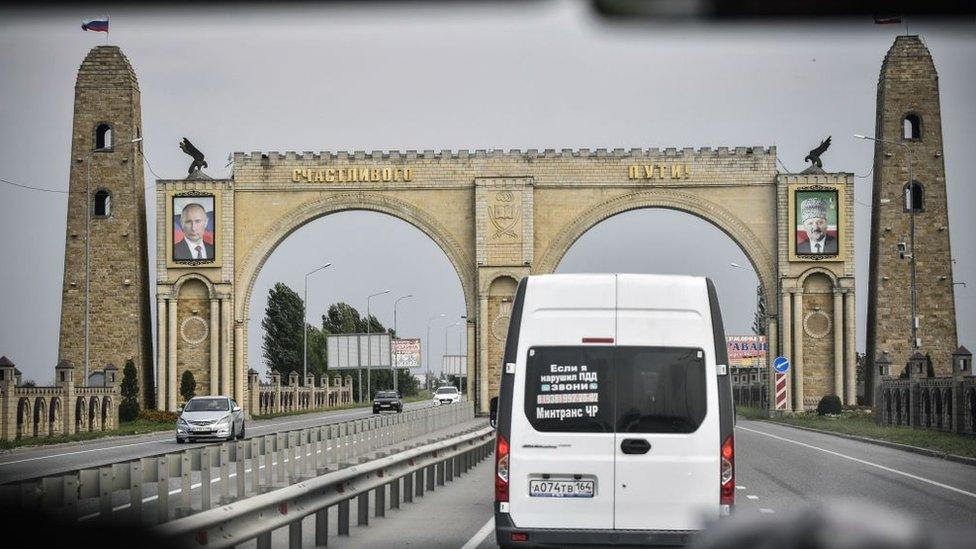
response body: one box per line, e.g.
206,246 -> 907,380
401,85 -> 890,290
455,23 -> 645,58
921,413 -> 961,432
119,359 -> 140,422
180,370 -> 197,403
751,284 -> 767,336
306,324 -> 328,376
322,302 -> 364,334
262,282 -> 305,378
322,302 -> 392,336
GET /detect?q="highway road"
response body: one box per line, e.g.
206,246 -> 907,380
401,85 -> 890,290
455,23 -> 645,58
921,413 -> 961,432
0,400 -> 432,484
265,418 -> 976,548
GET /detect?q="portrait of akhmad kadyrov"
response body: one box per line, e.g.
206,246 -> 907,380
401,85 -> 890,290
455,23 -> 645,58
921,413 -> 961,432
796,194 -> 838,255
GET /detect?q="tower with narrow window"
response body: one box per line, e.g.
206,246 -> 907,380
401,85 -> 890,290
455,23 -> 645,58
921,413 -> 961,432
58,46 -> 154,405
866,35 -> 958,403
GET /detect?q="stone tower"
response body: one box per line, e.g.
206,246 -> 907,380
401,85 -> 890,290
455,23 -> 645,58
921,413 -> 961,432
58,46 -> 154,405
866,35 -> 958,403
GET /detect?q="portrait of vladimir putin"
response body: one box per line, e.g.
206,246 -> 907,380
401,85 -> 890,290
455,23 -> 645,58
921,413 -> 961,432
173,201 -> 215,260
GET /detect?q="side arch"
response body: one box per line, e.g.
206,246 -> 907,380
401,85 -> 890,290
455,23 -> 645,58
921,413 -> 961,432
535,189 -> 777,313
172,272 -> 217,299
17,398 -> 32,438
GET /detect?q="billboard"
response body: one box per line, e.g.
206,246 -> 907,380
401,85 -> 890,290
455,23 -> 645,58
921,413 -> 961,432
326,333 -> 392,369
442,355 -> 467,377
727,335 -> 767,368
392,338 -> 421,369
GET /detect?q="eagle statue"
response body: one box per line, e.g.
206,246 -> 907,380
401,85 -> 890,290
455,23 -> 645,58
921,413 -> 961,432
179,137 -> 208,175
804,136 -> 831,169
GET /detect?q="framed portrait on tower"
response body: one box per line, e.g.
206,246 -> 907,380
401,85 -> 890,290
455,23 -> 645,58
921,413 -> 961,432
166,190 -> 222,268
788,183 -> 845,262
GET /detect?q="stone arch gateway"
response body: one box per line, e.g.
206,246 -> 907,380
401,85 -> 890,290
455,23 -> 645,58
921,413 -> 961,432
155,147 -> 857,414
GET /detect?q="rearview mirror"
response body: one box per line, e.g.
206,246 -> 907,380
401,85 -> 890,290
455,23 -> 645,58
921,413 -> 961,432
176,407 -> 183,413
233,406 -> 241,413
489,396 -> 499,428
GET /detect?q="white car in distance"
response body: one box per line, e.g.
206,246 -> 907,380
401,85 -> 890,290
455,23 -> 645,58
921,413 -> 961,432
432,386 -> 462,406
176,396 -> 246,443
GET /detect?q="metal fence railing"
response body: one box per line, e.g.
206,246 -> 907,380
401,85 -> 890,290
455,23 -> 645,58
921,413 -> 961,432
155,424 -> 495,548
0,402 -> 476,526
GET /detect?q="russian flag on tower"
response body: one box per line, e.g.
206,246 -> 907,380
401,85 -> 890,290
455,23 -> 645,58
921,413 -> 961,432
81,19 -> 109,33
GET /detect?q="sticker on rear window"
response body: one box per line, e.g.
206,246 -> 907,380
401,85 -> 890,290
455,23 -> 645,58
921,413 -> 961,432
525,347 -> 613,432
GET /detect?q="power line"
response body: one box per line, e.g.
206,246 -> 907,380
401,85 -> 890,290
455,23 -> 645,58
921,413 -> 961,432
0,176 -> 71,194
776,157 -> 794,174
2,152 -> 169,196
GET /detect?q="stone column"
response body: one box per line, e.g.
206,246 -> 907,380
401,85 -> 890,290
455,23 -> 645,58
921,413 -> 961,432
833,289 -> 844,399
793,291 -> 804,412
478,295 -> 489,413
156,296 -> 167,410
221,298 -> 232,397
234,322 -> 245,405
167,299 -> 178,412
781,291 -> 793,411
844,291 -> 857,405
210,298 -> 219,396
466,322 -> 476,409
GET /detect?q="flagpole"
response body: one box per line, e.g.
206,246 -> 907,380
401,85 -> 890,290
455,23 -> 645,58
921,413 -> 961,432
106,15 -> 110,44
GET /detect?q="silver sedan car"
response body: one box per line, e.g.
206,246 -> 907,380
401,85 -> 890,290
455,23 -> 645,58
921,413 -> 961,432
176,396 -> 245,443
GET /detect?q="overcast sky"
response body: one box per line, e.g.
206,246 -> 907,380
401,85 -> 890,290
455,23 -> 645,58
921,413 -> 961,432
1,2 -> 973,384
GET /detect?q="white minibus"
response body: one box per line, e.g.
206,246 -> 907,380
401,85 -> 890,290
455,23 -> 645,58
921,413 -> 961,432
491,274 -> 735,547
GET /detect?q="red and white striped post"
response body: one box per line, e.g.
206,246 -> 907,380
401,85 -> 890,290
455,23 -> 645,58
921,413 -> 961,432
775,373 -> 788,410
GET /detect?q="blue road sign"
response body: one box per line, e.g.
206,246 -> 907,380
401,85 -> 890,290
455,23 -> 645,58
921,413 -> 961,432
773,356 -> 790,374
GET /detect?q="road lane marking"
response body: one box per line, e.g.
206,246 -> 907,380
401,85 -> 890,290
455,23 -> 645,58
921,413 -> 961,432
746,495 -> 759,500
0,402 -> 426,467
735,485 -> 746,490
759,508 -> 775,514
738,425 -> 976,499
0,439 -> 167,466
461,518 -> 494,549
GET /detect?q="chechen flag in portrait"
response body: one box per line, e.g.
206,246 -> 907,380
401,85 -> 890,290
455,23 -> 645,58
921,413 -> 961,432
81,19 -> 109,33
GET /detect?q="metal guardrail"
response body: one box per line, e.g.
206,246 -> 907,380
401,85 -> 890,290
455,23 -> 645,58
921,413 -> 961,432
0,402 -> 475,526
155,423 -> 495,548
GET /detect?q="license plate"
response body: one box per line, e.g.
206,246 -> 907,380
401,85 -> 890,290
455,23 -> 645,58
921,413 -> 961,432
529,479 -> 594,498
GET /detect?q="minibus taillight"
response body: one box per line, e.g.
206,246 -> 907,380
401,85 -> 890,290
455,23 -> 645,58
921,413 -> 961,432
495,434 -> 510,502
720,434 -> 735,508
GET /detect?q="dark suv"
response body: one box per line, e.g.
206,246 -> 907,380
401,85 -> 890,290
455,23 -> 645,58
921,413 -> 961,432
372,390 -> 403,414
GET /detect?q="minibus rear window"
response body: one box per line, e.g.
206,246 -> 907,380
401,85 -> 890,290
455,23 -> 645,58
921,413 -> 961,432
524,346 -> 613,433
615,347 -> 707,434
523,346 -> 706,434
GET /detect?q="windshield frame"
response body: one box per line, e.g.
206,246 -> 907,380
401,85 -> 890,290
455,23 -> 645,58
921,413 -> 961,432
183,397 -> 230,412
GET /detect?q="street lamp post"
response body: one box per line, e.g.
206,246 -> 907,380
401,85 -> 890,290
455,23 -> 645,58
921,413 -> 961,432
364,289 -> 390,402
303,263 -> 332,382
445,315 -> 466,390
392,294 -> 414,393
855,133 -> 917,350
458,314 -> 467,358
85,136 -> 142,384
425,313 -> 446,391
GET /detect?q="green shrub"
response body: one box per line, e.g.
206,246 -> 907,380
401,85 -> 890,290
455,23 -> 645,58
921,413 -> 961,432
817,394 -> 843,416
179,370 -> 197,403
137,409 -> 179,423
119,360 -> 140,422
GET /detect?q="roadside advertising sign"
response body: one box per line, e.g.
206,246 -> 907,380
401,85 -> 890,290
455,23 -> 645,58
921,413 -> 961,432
393,338 -> 422,369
